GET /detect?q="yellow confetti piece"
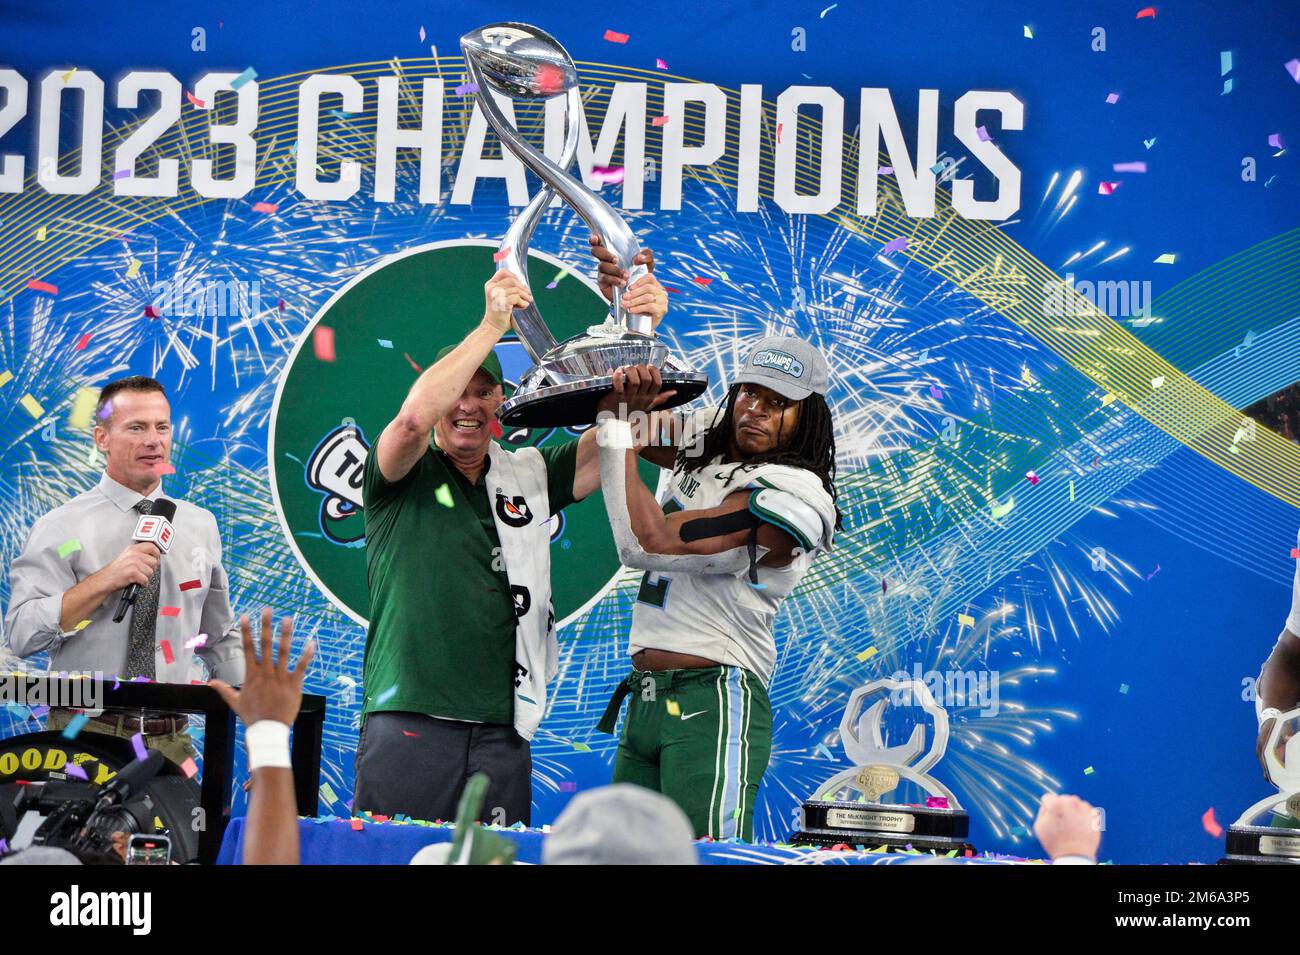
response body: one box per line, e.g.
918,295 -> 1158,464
1153,253 -> 1176,265
74,619 -> 92,631
20,394 -> 44,419
1069,479 -> 1076,502
68,387 -> 98,430
1023,24 -> 1033,38
35,226 -> 47,242
57,539 -> 82,559
957,613 -> 976,627
1083,766 -> 1095,775
126,258 -> 142,279
434,483 -> 454,508
1100,393 -> 1115,406
62,67 -> 77,83
0,370 -> 12,388
991,497 -> 1015,520
320,782 -> 339,804
666,699 -> 681,717
572,741 -> 592,752
1151,376 -> 1165,389
856,647 -> 878,663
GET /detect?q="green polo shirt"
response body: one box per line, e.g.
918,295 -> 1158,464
361,439 -> 579,724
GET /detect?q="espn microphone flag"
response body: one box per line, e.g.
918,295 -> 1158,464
112,498 -> 177,623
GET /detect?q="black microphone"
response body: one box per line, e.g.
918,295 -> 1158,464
112,498 -> 178,623
95,750 -> 165,811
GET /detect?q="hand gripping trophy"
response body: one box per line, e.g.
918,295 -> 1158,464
1224,706 -> 1300,864
459,23 -> 707,427
792,678 -> 975,853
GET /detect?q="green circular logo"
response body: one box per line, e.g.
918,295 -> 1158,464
269,241 -> 633,627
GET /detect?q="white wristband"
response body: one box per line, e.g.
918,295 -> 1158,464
597,416 -> 634,449
1260,706 -> 1283,727
246,720 -> 292,771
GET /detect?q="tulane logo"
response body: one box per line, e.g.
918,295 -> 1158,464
495,491 -> 533,527
752,349 -> 805,378
269,241 -> 642,627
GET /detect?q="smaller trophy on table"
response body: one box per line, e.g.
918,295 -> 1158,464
792,677 -> 975,854
1222,706 -> 1300,864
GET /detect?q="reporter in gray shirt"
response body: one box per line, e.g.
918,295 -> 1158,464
4,376 -> 244,762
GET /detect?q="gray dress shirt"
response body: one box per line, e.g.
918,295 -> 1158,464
4,473 -> 245,684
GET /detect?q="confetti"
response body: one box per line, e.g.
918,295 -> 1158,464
1269,133 -> 1285,150
404,352 -> 422,374
492,247 -> 511,262
57,539 -> 82,559
1222,78 -> 1234,95
401,730 -> 419,738
27,279 -> 58,295
1105,92 -> 1120,104
351,818 -> 364,831
1100,393 -> 1116,406
655,58 -> 667,69
1221,51 -> 1233,76
1113,161 -> 1147,173
820,3 -> 838,16
112,169 -> 131,181
184,633 -> 207,649
882,237 -> 909,254
231,66 -> 258,90
592,165 -> 625,185
131,733 -> 148,761
313,326 -> 337,362
1083,766 -> 1095,776
1202,807 -> 1223,838
856,647 -> 878,663
180,757 -> 198,779
1119,683 -> 1130,694
1069,479 -> 1076,502
878,165 -> 894,175
72,332 -> 93,353
153,462 -> 176,476
976,125 -> 991,142
815,743 -> 834,759
693,276 -> 713,286
560,782 -> 577,793
62,67 -> 77,83
0,371 -> 11,388
434,483 -> 454,508
35,226 -> 46,241
652,115 -> 669,126
61,713 -> 90,740
418,26 -> 426,43
1098,181 -> 1120,195
179,579 -> 203,592
489,419 -> 503,439
73,620 -> 91,631
159,606 -> 181,618
1151,376 -> 1165,388
64,762 -> 88,781
1136,7 -> 1156,19
572,742 -> 592,752
454,82 -> 479,97
925,796 -> 949,809
1023,25 -> 1033,39
144,304 -> 162,318
1025,470 -> 1039,486
1153,253 -> 1176,264
374,685 -> 398,705
252,201 -> 278,215
185,91 -> 206,109
20,394 -> 44,419
666,699 -> 681,717
991,497 -> 1015,520
1291,548 -> 1300,559
1287,59 -> 1300,83
928,383 -> 942,399
1144,137 -> 1157,149
958,613 -> 976,627
603,29 -> 629,44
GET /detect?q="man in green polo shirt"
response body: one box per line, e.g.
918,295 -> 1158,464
354,255 -> 667,826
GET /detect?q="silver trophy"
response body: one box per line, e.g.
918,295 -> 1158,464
460,22 -> 707,427
792,678 -> 974,853
1223,707 -> 1300,864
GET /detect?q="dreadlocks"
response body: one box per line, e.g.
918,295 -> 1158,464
676,383 -> 843,531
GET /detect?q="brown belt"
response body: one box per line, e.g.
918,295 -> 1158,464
88,712 -> 189,736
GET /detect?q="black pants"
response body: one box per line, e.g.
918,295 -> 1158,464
353,712 -> 532,826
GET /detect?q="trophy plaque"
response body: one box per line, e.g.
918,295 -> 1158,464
791,678 -> 975,854
459,23 -> 708,427
1222,707 -> 1300,865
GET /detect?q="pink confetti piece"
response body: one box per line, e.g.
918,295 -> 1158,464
1290,548 -> 1300,558
693,276 -> 714,286
603,29 -> 629,44
1098,181 -> 1120,195
976,125 -> 991,142
454,82 -> 479,97
925,796 -> 949,809
1136,6 -> 1156,19
180,757 -> 198,779
492,247 -> 511,262
592,165 -> 625,184
252,201 -> 278,215
74,333 -> 91,351
489,419 -> 503,439
776,122 -> 783,144
65,762 -> 88,781
27,279 -> 58,295
143,304 -> 162,319
1269,133 -> 1285,150
418,26 -> 425,43
314,326 -> 337,362
560,781 -> 577,792
655,58 -> 667,69
1287,59 -> 1300,83
1105,92 -> 1120,104
1202,806 -> 1223,838
652,115 -> 669,126
160,606 -> 181,618
404,352 -> 423,374
131,733 -> 148,761
185,90 -> 206,108
1026,470 -> 1040,485
161,639 -> 174,664
185,633 -> 208,650
928,384 -> 943,399
882,237 -> 909,254
1112,161 -> 1147,173
351,818 -> 364,830
662,285 -> 682,295
179,579 -> 202,591
152,462 -> 176,476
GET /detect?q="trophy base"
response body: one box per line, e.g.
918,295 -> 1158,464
790,799 -> 975,855
498,330 -> 708,428
1218,824 -> 1300,864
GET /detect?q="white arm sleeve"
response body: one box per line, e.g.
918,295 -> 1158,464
598,417 -> 763,576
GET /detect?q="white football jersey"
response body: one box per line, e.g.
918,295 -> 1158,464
628,408 -> 837,686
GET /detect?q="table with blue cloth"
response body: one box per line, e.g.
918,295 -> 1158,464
217,816 -> 1036,865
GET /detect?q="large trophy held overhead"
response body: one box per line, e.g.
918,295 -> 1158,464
1222,706 -> 1300,864
460,23 -> 708,428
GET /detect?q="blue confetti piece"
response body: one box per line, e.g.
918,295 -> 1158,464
61,712 -> 90,740
230,66 -> 258,90
517,694 -> 537,705
374,685 -> 398,705
377,339 -> 393,349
